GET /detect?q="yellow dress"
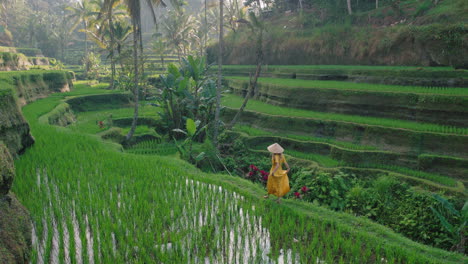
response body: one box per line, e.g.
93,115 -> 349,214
267,154 -> 290,197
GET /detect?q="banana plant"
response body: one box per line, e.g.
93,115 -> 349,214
172,118 -> 207,164
430,194 -> 467,253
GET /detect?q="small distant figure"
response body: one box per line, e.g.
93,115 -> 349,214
264,143 -> 291,203
98,121 -> 104,129
291,72 -> 297,79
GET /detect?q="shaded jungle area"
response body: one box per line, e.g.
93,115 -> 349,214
0,0 -> 467,263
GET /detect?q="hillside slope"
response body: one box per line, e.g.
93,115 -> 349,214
208,0 -> 468,67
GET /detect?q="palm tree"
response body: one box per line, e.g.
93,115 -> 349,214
95,0 -> 127,89
123,0 -> 166,142
163,10 -> 194,62
113,20 -> 132,69
67,0 -> 97,76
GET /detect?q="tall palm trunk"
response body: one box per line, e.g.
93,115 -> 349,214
204,0 -> 207,57
227,24 -> 263,129
213,0 -> 223,148
109,16 -> 116,89
347,0 -> 353,15
84,21 -> 89,76
126,24 -> 139,141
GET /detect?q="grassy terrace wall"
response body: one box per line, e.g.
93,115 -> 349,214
0,89 -> 34,156
0,70 -> 74,105
221,65 -> 468,87
0,70 -> 73,155
222,108 -> 468,159
0,52 -> 30,71
66,93 -> 132,112
228,78 -> 468,126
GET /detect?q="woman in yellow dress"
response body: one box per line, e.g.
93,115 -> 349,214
264,143 -> 291,203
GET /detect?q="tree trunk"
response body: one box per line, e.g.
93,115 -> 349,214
213,0 -> 224,148
227,29 -> 263,130
126,24 -> 140,142
109,15 -> 116,89
204,0 -> 207,57
347,0 -> 353,15
84,21 -> 89,77
376,0 -> 379,9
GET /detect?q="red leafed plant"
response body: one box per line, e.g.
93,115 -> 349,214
246,164 -> 269,185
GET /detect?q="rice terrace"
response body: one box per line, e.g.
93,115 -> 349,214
0,0 -> 467,263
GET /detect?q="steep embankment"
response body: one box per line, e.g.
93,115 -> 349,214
0,47 -> 51,71
0,71 -> 73,154
208,1 -> 468,67
0,70 -> 73,264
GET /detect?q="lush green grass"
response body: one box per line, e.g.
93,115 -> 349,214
228,76 -> 468,96
11,82 -> 466,263
234,125 -> 378,150
223,94 -> 468,135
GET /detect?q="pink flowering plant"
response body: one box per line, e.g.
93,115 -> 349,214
246,164 -> 269,185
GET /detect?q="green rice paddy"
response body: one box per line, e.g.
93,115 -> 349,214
222,94 -> 468,135
11,82 -> 466,263
227,76 -> 468,96
234,125 -> 378,151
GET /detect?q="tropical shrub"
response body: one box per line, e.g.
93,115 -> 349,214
157,56 -> 217,140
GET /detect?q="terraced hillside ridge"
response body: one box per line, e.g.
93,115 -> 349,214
222,65 -> 468,87
10,82 -> 467,263
222,95 -> 468,157
227,77 -> 468,126
227,129 -> 466,192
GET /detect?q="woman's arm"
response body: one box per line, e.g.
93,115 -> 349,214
271,164 -> 280,175
283,154 -> 290,173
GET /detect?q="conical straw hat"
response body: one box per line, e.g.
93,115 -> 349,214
267,143 -> 284,153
